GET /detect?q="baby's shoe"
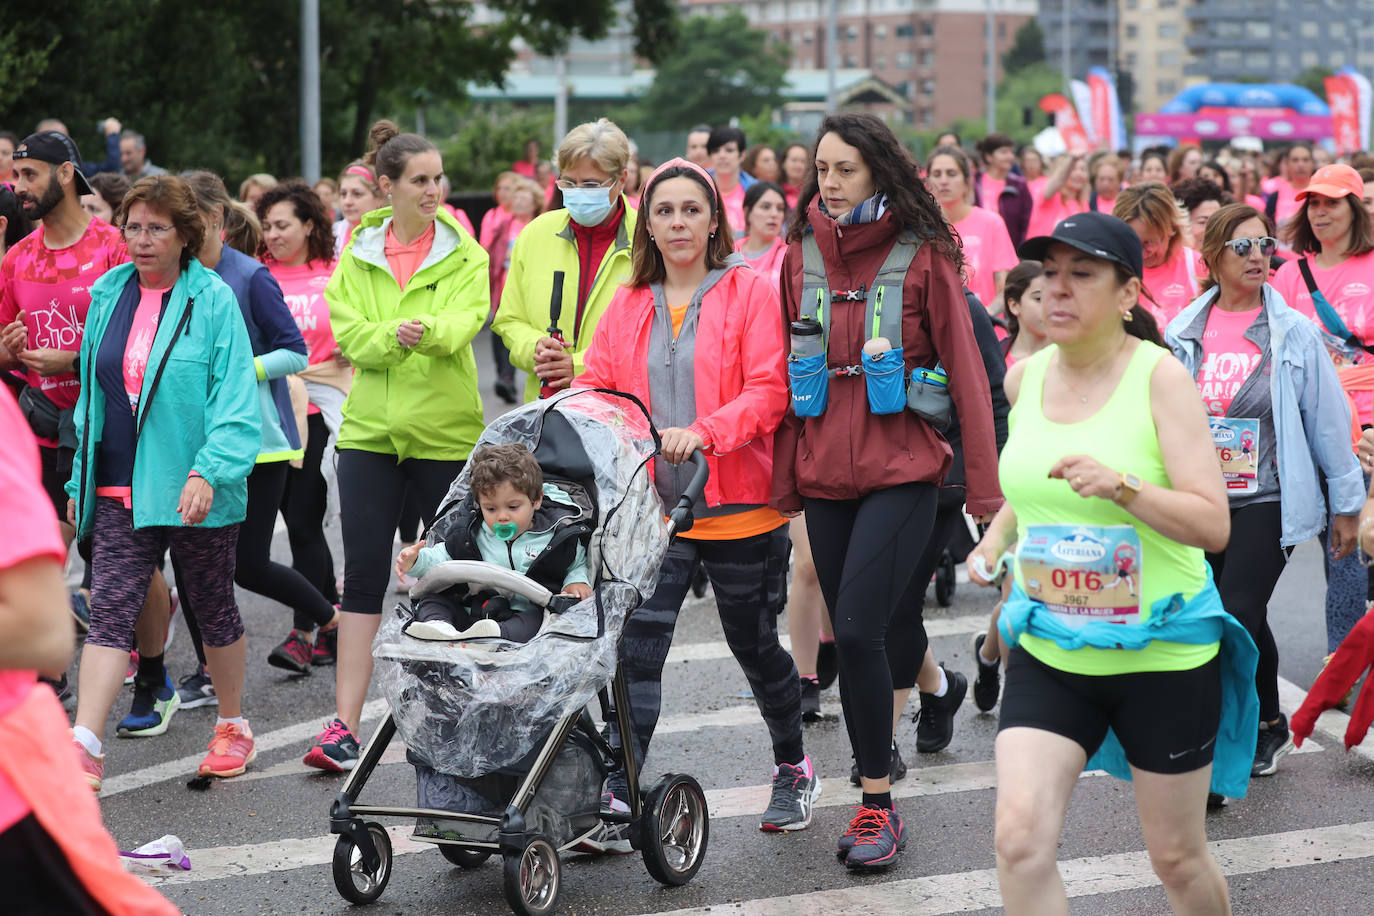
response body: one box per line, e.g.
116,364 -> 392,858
404,604 -> 460,642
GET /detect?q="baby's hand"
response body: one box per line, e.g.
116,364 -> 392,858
395,543 -> 421,580
561,582 -> 592,600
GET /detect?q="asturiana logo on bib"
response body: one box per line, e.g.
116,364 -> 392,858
1050,531 -> 1107,564
1211,423 -> 1237,445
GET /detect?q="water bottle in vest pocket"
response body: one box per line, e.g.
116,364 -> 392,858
907,364 -> 951,429
862,348 -> 907,415
788,319 -> 829,417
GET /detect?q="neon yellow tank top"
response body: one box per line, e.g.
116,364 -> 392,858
1004,342 -> 1218,675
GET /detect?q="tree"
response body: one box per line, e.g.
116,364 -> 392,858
946,62 -> 1063,148
1295,66 -> 1336,98
638,12 -> 791,131
0,0 -> 678,187
1002,20 -> 1046,76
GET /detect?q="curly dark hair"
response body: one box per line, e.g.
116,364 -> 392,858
469,443 -> 543,503
1171,177 -> 1234,215
785,113 -> 964,276
255,179 -> 335,265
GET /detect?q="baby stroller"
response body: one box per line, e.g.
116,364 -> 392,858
328,389 -> 711,915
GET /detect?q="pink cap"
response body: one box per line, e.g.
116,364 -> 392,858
1296,163 -> 1364,202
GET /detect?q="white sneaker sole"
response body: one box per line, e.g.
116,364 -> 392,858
117,692 -> 181,738
1253,735 -> 1295,777
404,620 -> 461,641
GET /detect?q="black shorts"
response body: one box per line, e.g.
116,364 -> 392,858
37,445 -> 74,521
998,646 -> 1222,774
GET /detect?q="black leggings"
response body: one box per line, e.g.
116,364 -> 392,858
338,449 -> 463,614
805,482 -> 938,782
282,413 -> 339,606
888,491 -> 966,690
1206,500 -> 1288,723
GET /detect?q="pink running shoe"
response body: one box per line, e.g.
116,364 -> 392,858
198,722 -> 257,777
303,717 -> 360,772
73,738 -> 104,791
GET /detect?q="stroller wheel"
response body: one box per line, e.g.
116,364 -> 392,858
640,773 -> 709,886
502,834 -> 560,916
331,821 -> 392,904
440,844 -> 493,868
935,550 -> 956,607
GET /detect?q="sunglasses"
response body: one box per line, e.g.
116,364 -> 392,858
1224,236 -> 1278,258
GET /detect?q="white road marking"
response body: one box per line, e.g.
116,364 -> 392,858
646,820 -> 1374,916
664,614 -> 988,664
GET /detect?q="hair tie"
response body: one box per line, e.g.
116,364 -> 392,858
645,157 -> 718,208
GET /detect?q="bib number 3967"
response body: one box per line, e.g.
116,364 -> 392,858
1018,524 -> 1142,625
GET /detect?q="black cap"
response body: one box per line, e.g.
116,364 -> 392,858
13,131 -> 94,196
1018,211 -> 1143,280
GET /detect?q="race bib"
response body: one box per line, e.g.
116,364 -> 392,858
1209,417 -> 1259,496
1018,524 -> 1142,624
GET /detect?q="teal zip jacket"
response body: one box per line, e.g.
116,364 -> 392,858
66,260 -> 262,539
1000,571 -> 1259,799
325,206 -> 489,461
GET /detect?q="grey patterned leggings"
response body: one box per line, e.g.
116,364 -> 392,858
607,525 -> 800,795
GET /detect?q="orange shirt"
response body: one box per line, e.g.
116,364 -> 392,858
665,302 -> 787,540
384,221 -> 436,291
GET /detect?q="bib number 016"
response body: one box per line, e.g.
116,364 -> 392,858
1050,569 -> 1102,592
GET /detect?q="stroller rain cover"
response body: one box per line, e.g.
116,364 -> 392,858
372,389 -> 669,778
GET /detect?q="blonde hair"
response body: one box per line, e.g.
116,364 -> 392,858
556,118 -> 631,178
238,172 -> 277,202
1112,181 -> 1189,260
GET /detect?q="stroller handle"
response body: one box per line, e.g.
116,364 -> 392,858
667,450 -> 710,536
408,560 -> 555,608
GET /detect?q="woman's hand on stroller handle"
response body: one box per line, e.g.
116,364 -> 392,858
660,427 -> 705,466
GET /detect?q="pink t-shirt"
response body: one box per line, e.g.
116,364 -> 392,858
1095,195 -> 1117,214
1272,250 -> 1374,424
1143,247 -> 1201,329
1026,193 -> 1085,240
0,388 -> 68,831
123,286 -> 168,413
268,261 -> 337,366
722,182 -> 747,239
1270,178 -> 1304,229
1197,305 -> 1263,416
0,220 -> 128,444
736,235 -> 788,291
479,207 -> 512,251
981,174 -> 1006,208
954,207 -> 1019,307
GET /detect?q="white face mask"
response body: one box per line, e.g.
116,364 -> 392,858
562,187 -> 614,227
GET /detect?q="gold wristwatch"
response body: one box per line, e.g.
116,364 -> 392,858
1115,472 -> 1143,506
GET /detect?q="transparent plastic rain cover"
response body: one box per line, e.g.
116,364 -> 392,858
373,389 -> 668,777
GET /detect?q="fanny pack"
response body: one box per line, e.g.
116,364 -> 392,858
1299,259 -> 1374,358
17,386 -> 78,449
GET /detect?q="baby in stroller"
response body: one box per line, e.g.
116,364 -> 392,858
395,443 -> 594,643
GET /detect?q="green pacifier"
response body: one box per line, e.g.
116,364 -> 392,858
494,522 -> 519,541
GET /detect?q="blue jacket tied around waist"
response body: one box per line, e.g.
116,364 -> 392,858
1000,572 -> 1259,799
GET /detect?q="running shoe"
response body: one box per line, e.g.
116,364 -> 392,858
815,638 -> 839,690
124,650 -> 139,686
760,759 -> 821,831
404,602 -> 461,641
73,738 -> 104,791
117,672 -> 181,737
198,721 -> 256,777
304,717 -> 360,772
800,677 -> 822,723
313,621 -> 339,666
70,591 -> 91,634
1207,792 -> 1229,810
837,804 -> 905,869
971,633 -> 1002,712
915,667 -> 967,753
849,744 -> 907,787
1252,713 -> 1294,777
573,792 -> 635,854
176,665 -> 217,708
268,629 -> 313,674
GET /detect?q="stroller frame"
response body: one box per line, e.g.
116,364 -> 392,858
328,437 -> 711,916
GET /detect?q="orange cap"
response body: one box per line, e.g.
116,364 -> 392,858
1296,163 -> 1364,202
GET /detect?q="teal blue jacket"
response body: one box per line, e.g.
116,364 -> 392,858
66,260 -> 262,538
1000,571 -> 1259,799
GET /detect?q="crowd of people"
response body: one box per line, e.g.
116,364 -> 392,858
3,109 -> 1374,914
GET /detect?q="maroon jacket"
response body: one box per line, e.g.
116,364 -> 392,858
770,202 -> 1004,516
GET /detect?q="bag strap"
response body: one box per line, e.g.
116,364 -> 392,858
1298,258 -> 1374,355
800,231 -> 829,342
866,229 -> 921,346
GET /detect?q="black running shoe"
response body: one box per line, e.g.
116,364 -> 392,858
1207,792 -> 1229,810
839,804 -> 905,870
915,667 -> 967,753
800,677 -> 822,723
70,591 -> 91,634
815,640 -> 839,690
971,633 -> 1001,713
848,745 -> 907,787
1252,713 -> 1294,777
759,760 -> 820,832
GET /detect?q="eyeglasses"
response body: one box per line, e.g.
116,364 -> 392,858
122,223 -> 175,240
1224,236 -> 1278,258
556,176 -> 617,191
